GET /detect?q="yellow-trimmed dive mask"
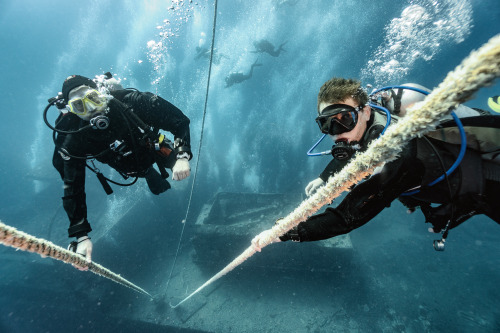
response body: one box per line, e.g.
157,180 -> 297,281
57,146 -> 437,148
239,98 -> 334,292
488,95 -> 500,113
66,89 -> 107,117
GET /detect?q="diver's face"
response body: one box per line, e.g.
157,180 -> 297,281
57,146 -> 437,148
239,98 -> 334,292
319,97 -> 370,144
67,85 -> 108,120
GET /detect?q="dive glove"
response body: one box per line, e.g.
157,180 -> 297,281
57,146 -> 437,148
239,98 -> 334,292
305,177 -> 325,196
172,154 -> 191,180
68,235 -> 93,263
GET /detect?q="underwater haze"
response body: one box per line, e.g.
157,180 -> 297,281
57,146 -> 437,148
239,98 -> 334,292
0,0 -> 499,332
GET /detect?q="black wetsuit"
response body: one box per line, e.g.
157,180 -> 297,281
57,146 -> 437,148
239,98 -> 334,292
295,125 -> 500,242
52,89 -> 191,238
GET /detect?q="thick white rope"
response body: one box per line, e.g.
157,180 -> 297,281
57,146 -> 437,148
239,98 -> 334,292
170,34 -> 500,308
0,220 -> 152,298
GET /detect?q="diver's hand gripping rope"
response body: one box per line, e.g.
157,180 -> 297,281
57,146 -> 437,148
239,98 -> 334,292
0,220 -> 152,298
170,34 -> 500,308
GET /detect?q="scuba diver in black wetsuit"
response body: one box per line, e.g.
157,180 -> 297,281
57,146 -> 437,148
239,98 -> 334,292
225,59 -> 263,87
252,77 -> 500,252
195,46 -> 228,65
45,74 -> 192,268
251,39 -> 287,57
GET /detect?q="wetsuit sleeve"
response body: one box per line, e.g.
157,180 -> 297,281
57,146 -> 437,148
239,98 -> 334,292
124,91 -> 191,154
62,157 -> 91,237
319,158 -> 349,182
53,132 -> 92,238
297,142 -> 424,242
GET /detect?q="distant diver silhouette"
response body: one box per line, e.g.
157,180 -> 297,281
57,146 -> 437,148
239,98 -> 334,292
195,46 -> 209,60
195,46 -> 228,65
251,39 -> 287,57
225,59 -> 262,87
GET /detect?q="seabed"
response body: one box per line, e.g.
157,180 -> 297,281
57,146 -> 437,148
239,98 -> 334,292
1,192 -> 497,332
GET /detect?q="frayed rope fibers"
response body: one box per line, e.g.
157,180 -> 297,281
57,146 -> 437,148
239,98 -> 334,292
0,221 -> 152,298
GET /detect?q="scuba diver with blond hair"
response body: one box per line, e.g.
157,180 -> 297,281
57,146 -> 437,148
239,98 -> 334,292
253,77 -> 500,252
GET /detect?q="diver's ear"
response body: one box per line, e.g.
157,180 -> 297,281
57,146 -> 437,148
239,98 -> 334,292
362,105 -> 371,120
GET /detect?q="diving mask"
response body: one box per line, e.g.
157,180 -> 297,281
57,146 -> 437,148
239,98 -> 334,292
66,89 -> 107,117
315,104 -> 362,135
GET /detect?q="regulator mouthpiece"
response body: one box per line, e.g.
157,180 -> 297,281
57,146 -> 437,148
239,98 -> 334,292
90,115 -> 110,130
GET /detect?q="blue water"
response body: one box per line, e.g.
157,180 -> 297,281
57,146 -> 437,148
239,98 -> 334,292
0,0 -> 499,332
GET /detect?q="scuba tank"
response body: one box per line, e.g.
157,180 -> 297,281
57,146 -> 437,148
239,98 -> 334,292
372,85 -> 500,251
